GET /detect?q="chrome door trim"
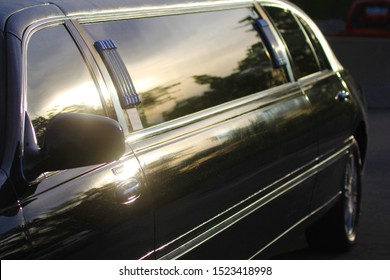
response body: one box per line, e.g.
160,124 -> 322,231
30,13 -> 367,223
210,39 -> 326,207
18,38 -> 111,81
20,18 -> 68,156
68,19 -> 131,134
253,0 -> 295,81
249,191 -> 341,259
298,70 -> 334,87
65,21 -> 112,117
154,138 -> 353,259
19,18 -> 134,183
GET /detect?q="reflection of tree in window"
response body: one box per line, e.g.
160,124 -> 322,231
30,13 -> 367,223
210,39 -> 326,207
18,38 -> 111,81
134,14 -> 286,127
85,9 -> 287,129
265,7 -> 320,78
32,105 -> 105,147
164,41 -> 286,122
138,83 -> 179,127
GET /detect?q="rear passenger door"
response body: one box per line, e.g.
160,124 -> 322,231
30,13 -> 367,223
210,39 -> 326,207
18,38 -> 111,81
84,6 -> 318,259
264,5 -> 357,209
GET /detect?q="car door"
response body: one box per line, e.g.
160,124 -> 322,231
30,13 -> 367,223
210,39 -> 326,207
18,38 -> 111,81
8,16 -> 154,259
0,170 -> 32,259
84,6 -> 319,259
264,5 -> 360,209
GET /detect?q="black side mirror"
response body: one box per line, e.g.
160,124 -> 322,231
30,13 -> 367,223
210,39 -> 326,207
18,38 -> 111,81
24,113 -> 125,179
43,113 -> 125,170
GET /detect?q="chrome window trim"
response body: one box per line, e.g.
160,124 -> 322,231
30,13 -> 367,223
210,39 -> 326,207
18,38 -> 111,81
125,82 -> 299,144
292,12 -> 323,71
68,20 -> 130,134
259,0 -> 343,72
72,1 -> 292,136
20,18 -> 67,155
155,137 -> 354,259
253,0 -> 295,81
65,21 -> 112,117
20,18 -> 122,155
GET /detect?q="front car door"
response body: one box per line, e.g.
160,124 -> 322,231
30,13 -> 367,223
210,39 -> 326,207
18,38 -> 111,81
4,6 -> 154,259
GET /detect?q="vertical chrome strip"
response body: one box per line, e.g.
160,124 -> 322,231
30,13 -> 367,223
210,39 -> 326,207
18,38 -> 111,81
253,0 -> 295,81
259,0 -> 343,72
65,21 -> 110,116
21,18 -> 66,155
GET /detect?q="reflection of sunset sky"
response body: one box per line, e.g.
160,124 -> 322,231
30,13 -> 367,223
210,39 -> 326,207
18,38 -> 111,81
85,8 -> 260,125
27,25 -> 102,119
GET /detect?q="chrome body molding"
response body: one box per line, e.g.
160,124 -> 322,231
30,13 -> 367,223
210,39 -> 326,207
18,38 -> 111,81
298,69 -> 334,85
249,191 -> 342,259
156,138 -> 353,259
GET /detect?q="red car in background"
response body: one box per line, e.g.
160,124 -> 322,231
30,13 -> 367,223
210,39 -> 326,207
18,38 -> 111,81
345,0 -> 390,37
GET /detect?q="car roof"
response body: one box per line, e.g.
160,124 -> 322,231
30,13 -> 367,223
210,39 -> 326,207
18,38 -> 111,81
1,0 -> 341,71
2,1 -> 307,36
0,0 -> 256,35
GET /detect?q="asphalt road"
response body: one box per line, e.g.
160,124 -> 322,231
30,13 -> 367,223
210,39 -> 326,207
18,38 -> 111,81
269,108 -> 390,260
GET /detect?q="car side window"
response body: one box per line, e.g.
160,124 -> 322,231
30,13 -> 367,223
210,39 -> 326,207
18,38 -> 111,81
265,6 -> 321,79
27,25 -> 105,146
85,9 -> 288,129
296,16 -> 331,71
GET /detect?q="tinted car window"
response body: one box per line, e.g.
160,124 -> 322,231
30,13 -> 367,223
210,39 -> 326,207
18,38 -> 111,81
85,9 -> 287,128
297,16 -> 330,71
27,25 -> 105,146
265,7 -> 320,79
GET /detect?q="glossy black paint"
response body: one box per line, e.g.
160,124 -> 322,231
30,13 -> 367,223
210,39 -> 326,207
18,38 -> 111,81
0,170 -> 31,259
301,72 -> 356,209
0,0 -> 368,259
21,156 -> 154,259
130,85 -> 318,259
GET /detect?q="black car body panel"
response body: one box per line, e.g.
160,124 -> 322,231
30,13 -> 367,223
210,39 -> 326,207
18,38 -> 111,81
0,0 -> 368,259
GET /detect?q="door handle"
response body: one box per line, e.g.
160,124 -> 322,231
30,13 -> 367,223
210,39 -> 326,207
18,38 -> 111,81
335,90 -> 350,102
115,178 -> 141,205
